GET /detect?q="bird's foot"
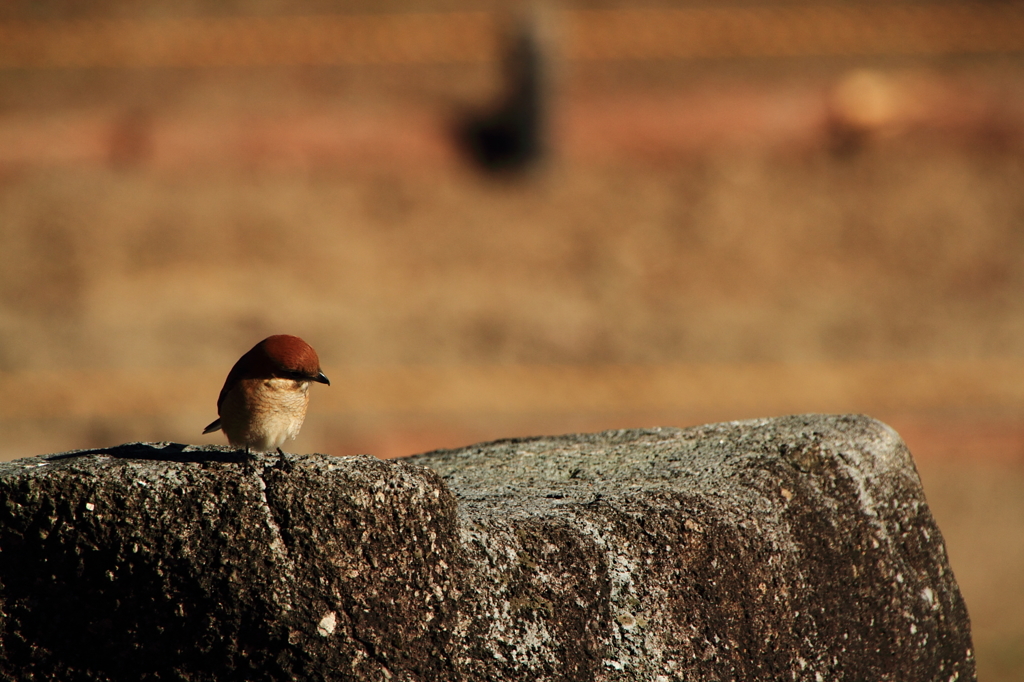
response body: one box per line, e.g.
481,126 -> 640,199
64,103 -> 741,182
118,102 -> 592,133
276,447 -> 293,472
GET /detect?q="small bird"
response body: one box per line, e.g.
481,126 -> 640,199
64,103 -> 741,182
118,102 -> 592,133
203,335 -> 330,456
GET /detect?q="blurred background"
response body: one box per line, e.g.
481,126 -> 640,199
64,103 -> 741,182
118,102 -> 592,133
1,0 -> 1023,678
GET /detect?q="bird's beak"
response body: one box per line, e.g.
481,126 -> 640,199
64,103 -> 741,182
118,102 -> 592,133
315,371 -> 330,386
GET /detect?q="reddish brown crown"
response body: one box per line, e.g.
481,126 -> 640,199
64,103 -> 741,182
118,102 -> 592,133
260,334 -> 322,377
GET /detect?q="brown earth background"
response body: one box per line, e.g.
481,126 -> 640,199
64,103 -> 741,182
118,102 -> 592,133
1,1 -> 1023,679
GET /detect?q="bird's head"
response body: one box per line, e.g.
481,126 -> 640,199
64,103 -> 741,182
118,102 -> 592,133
249,334 -> 330,385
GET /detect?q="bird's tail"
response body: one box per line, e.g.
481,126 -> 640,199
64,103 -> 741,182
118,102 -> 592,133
202,418 -> 222,435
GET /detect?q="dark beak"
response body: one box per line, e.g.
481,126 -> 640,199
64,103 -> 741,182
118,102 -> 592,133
315,371 -> 330,386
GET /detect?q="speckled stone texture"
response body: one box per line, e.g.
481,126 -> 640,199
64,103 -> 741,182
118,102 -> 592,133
0,414 -> 974,681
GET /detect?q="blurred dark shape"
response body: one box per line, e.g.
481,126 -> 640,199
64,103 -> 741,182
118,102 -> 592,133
108,108 -> 153,169
456,18 -> 547,173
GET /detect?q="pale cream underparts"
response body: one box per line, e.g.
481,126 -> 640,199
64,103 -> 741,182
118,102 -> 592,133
219,377 -> 311,452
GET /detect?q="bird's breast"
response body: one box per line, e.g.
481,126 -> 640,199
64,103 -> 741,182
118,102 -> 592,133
219,378 -> 312,452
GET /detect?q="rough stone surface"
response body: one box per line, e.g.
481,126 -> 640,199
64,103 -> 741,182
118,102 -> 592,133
0,414 -> 974,681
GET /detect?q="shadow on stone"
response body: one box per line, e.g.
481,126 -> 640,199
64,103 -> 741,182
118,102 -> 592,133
43,442 -> 250,464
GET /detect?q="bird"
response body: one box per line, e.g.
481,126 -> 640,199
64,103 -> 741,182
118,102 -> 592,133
203,334 -> 330,457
